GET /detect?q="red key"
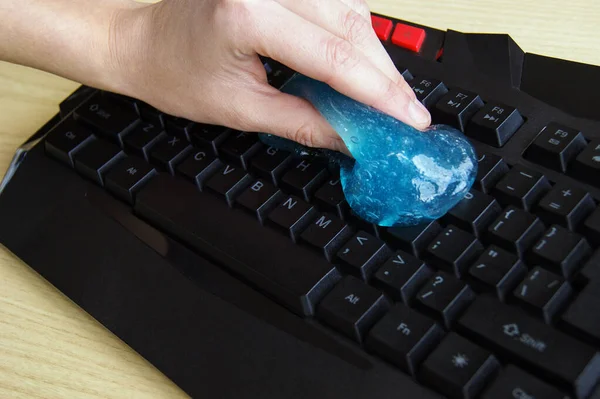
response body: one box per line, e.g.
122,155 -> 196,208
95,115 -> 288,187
391,23 -> 426,52
371,15 -> 393,41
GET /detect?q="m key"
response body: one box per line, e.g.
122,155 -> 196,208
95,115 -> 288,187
316,276 -> 390,343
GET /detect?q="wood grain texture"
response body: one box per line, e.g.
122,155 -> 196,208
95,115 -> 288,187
0,1 -> 598,397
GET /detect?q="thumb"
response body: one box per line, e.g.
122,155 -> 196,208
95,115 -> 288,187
231,85 -> 350,154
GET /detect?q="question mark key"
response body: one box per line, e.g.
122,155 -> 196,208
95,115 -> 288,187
415,271 -> 475,329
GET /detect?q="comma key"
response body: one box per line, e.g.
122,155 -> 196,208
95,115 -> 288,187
457,296 -> 600,399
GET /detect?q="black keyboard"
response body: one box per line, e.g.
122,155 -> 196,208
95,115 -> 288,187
2,13 -> 600,399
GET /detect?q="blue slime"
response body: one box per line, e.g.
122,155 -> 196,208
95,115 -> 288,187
259,74 -> 478,227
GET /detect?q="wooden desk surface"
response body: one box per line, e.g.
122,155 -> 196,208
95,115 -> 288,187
1,1 -> 599,397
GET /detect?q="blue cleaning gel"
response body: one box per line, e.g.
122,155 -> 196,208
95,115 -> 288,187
259,74 -> 478,227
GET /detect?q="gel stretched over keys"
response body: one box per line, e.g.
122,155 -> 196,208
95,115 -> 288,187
259,74 -> 478,227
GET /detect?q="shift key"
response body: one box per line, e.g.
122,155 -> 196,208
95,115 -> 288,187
457,296 -> 600,399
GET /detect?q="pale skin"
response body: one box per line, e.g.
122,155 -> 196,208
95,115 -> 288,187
0,0 -> 431,153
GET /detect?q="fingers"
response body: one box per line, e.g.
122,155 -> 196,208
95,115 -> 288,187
274,0 -> 402,85
251,3 -> 430,129
229,84 -> 349,154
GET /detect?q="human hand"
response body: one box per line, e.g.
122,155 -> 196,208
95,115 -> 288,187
110,0 -> 431,153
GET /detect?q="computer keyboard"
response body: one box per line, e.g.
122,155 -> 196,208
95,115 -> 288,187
2,12 -> 600,399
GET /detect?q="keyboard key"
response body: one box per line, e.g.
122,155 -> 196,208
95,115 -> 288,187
578,249 -> 600,287
525,123 -> 587,172
316,276 -> 390,343
416,271 -> 474,328
123,121 -> 166,160
314,174 -> 348,218
149,135 -> 192,174
486,206 -> 545,257
220,131 -> 263,169
562,285 -> 600,346
570,139 -> 600,187
457,295 -> 600,399
444,189 -> 501,237
466,103 -> 524,147
235,179 -> 283,224
175,149 -> 223,189
474,152 -> 509,193
281,158 -> 328,201
366,303 -> 444,375
432,90 -> 484,132
205,164 -> 253,206
492,165 -> 550,211
384,220 -> 442,257
336,232 -> 390,280
250,146 -> 293,186
372,250 -> 432,303
300,213 -> 353,261
396,65 -> 414,81
189,124 -> 231,155
44,118 -> 94,167
536,183 -> 595,230
420,332 -> 499,399
136,101 -> 164,126
267,195 -> 316,241
391,23 -> 426,52
371,15 -> 393,41
481,365 -> 571,399
74,93 -> 139,145
105,156 -> 157,204
513,266 -> 572,323
529,225 -> 591,278
135,174 -> 342,316
263,59 -> 295,88
349,210 -> 382,238
425,225 -> 483,278
468,245 -> 526,302
164,116 -> 194,140
583,207 -> 600,247
73,139 -> 124,185
410,77 -> 448,108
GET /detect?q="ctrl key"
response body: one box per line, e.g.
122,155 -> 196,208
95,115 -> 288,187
419,332 -> 499,399
481,365 -> 571,399
316,276 -> 390,343
105,157 -> 157,204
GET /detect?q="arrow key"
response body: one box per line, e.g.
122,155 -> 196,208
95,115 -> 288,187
372,250 -> 433,303
336,232 -> 391,280
466,103 -> 524,147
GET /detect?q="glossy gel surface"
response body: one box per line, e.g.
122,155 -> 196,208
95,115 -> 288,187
259,74 -> 478,227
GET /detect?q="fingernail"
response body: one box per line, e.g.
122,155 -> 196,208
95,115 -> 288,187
408,99 -> 430,126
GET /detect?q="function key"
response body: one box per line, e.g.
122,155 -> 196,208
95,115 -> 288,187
410,77 -> 448,108
74,92 -> 139,145
267,195 -> 316,241
73,139 -> 124,185
365,303 -> 444,376
371,250 -> 432,303
486,206 -> 545,257
492,165 -> 550,211
432,89 -> 484,132
468,245 -> 526,302
481,365 -> 571,399
474,152 -> 509,193
250,146 -> 293,186
391,23 -> 426,52
419,332 -> 499,399
316,276 -> 390,343
570,139 -> 600,187
466,103 -> 524,147
370,15 -> 394,41
44,118 -> 94,167
536,183 -> 595,230
105,156 -> 157,204
525,123 -> 587,172
513,266 -> 571,324
336,232 -> 390,280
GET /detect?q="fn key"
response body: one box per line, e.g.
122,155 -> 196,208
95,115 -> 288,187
105,157 -> 157,204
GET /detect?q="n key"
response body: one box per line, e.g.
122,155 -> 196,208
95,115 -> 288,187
267,195 -> 316,241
